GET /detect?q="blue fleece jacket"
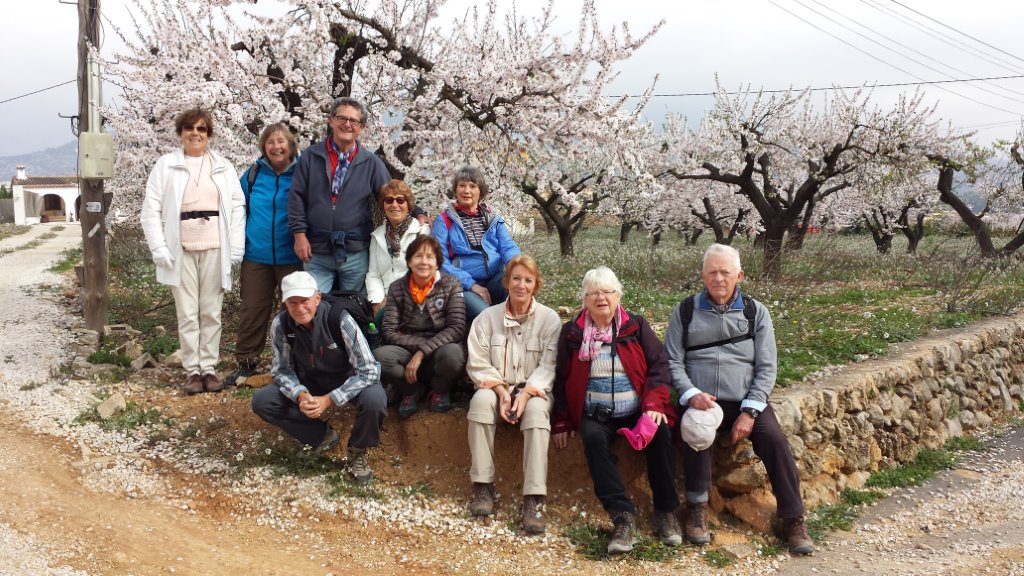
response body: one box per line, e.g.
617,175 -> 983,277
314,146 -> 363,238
431,203 -> 521,290
240,157 -> 301,266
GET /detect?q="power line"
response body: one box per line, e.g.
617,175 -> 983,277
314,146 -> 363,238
888,0 -> 1024,67
608,74 -> 1024,99
0,79 -> 76,105
764,0 -> 1023,116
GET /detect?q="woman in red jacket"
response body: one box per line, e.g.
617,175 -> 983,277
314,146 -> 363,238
552,266 -> 681,555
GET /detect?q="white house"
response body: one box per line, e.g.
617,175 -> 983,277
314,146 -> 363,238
9,165 -> 80,224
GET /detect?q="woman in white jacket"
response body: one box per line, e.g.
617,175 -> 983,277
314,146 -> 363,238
365,179 -> 429,322
140,108 -> 246,395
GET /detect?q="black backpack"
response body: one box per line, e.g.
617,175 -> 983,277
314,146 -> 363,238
678,294 -> 757,352
282,289 -> 382,350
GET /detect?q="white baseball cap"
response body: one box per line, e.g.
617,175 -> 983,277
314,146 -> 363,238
680,403 -> 724,451
281,271 -> 319,301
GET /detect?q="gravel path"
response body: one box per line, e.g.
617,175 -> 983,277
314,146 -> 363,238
0,224 -> 1022,575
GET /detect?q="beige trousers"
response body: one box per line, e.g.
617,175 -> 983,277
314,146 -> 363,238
467,388 -> 551,496
171,248 -> 224,375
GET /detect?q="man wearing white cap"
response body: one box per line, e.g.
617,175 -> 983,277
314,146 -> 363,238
251,271 -> 386,485
665,244 -> 813,555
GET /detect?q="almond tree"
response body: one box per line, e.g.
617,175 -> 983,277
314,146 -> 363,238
658,80 -> 944,277
103,0 -> 661,233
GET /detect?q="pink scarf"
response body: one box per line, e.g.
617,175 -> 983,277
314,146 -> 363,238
578,306 -> 626,362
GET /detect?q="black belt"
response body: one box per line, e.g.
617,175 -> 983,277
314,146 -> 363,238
180,211 -> 219,221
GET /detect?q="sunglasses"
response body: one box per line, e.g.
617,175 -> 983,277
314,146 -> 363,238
182,124 -> 209,134
383,196 -> 407,205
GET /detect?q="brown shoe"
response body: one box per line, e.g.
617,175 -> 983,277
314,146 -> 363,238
469,482 -> 495,517
652,510 -> 683,546
521,495 -> 546,534
684,502 -> 711,545
203,373 -> 224,393
783,516 -> 815,555
183,373 -> 204,395
607,510 -> 636,555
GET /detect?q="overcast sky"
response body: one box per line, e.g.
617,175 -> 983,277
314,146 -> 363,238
2,0 -> 1023,159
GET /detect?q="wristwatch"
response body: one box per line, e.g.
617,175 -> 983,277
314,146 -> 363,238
741,407 -> 761,420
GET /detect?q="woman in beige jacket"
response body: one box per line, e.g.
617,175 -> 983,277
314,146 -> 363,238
465,254 -> 562,534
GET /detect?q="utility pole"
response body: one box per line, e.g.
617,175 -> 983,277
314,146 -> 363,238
78,0 -> 108,331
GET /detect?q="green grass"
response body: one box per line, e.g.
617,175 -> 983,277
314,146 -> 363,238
231,386 -> 257,399
701,549 -> 734,568
865,447 -> 957,489
18,381 -> 44,391
143,334 -> 179,358
397,481 -> 435,498
87,348 -> 131,368
0,224 -> 30,241
49,247 -> 82,273
75,400 -> 163,432
805,489 -> 885,541
562,521 -> 680,562
943,435 -> 988,452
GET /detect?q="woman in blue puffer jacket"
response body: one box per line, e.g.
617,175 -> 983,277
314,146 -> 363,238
226,123 -> 303,385
432,165 -> 521,323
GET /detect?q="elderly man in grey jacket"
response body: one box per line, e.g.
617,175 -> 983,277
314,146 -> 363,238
665,243 -> 813,555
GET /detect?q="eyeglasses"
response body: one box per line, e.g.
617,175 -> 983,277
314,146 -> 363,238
182,124 -> 208,134
383,196 -> 407,205
331,115 -> 363,126
585,289 -> 618,298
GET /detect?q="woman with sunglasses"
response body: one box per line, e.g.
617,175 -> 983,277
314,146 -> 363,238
140,107 -> 246,395
366,179 -> 430,325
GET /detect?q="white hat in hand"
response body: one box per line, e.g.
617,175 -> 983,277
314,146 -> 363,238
680,402 -> 724,451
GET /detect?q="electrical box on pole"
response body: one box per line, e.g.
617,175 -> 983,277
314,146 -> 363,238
79,133 -> 114,179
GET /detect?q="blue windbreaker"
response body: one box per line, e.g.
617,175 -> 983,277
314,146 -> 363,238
240,157 -> 301,266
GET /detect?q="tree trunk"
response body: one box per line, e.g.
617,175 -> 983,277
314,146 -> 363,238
898,210 -> 925,255
557,226 -> 575,257
761,224 -> 786,278
863,210 -> 893,255
619,221 -> 637,244
688,228 -> 703,246
784,196 -> 817,251
651,231 -> 662,246
935,166 -> 998,256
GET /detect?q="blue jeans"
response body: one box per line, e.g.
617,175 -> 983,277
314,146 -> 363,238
463,270 -> 508,324
305,249 -> 369,295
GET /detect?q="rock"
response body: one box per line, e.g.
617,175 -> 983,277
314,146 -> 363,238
945,417 -> 963,438
130,353 -> 157,371
153,325 -> 167,337
75,329 -> 100,347
163,349 -> 183,367
718,461 -> 767,493
959,410 -> 977,431
63,286 -> 78,299
97,393 -> 127,420
244,373 -> 273,388
720,542 -> 756,560
723,489 -> 776,533
974,411 -> 992,430
116,341 -> 145,361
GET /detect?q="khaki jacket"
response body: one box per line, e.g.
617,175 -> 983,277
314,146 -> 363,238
466,299 -> 562,394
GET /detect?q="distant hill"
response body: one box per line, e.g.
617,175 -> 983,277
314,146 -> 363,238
0,141 -> 78,179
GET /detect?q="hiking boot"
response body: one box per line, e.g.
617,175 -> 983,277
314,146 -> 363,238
469,482 -> 495,517
224,360 -> 257,387
183,373 -> 204,395
398,394 -> 419,419
684,502 -> 711,545
347,446 -> 373,485
202,373 -> 224,393
652,510 -> 683,546
783,516 -> 815,555
428,391 -> 452,413
607,511 -> 636,555
521,495 -> 546,534
310,427 -> 340,457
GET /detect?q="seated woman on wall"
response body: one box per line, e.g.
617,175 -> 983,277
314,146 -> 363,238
465,255 -> 562,534
432,166 -> 521,324
551,266 -> 682,555
365,179 -> 430,325
375,235 -> 467,417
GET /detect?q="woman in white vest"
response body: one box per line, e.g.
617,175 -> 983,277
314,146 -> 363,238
140,108 -> 246,395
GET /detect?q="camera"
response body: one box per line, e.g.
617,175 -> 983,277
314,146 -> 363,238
585,403 -> 613,423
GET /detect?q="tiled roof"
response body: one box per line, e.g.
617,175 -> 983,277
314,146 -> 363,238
11,176 -> 79,188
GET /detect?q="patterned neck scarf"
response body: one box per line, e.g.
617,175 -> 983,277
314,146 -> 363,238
385,216 -> 412,257
578,305 -> 627,362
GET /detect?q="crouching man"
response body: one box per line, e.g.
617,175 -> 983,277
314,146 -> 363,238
665,244 -> 814,555
252,271 -> 386,484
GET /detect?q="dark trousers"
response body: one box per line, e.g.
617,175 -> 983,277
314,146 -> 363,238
374,343 -> 466,397
579,411 -> 680,515
235,261 -> 302,363
251,382 -> 387,449
680,401 -> 804,519
463,271 -> 509,323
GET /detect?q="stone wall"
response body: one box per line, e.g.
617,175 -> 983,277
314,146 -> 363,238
715,312 -> 1024,531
